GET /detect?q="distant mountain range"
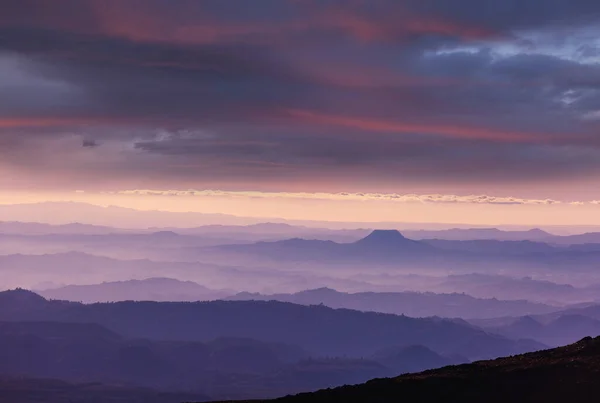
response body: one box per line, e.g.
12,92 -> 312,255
0,202 -> 259,228
161,223 -> 370,243
422,238 -> 558,254
0,252 -> 181,289
435,273 -> 590,304
0,289 -> 544,361
38,278 -> 562,318
3,248 -> 600,308
4,217 -> 600,254
0,251 -> 397,295
0,221 -> 370,243
216,230 -> 439,263
227,287 -> 559,319
9,227 -> 600,278
472,303 -> 600,347
216,229 -> 600,273
38,278 -> 231,303
4,201 -> 600,234
0,221 -> 124,235
403,227 -> 555,241
222,336 -> 600,403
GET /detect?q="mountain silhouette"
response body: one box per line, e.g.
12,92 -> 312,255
0,290 -> 544,361
0,288 -> 49,309
218,229 -> 437,263
352,230 -> 434,254
354,230 -> 414,246
217,229 -> 600,272
39,278 -> 229,303
228,287 -> 558,319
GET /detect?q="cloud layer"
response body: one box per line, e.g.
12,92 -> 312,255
2,0 -> 600,198
114,189 -> 574,206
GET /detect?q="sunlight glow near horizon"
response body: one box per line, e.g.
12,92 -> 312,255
2,190 -> 600,227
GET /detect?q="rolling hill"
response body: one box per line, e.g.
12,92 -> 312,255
0,289 -> 544,361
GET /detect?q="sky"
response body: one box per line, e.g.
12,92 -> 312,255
1,0 -> 600,224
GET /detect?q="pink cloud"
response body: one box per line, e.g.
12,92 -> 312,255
285,109 -> 544,142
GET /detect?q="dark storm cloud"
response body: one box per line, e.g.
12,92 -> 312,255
82,139 -> 99,148
0,26 -> 307,121
130,126 -> 600,185
2,0 -> 600,190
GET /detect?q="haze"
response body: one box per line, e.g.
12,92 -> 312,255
2,1 -> 600,402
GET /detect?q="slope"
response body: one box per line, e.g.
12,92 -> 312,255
221,336 -> 600,403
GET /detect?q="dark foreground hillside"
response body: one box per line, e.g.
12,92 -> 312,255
211,336 -> 600,403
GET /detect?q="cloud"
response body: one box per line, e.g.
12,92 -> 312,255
82,139 -> 99,148
113,189 -> 574,205
285,109 -> 544,142
2,1 -> 600,196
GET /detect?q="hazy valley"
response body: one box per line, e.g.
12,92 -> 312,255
1,206 -> 600,401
